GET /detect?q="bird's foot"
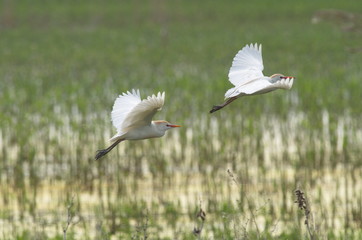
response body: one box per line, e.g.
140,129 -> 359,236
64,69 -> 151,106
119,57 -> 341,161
95,149 -> 108,160
210,105 -> 223,113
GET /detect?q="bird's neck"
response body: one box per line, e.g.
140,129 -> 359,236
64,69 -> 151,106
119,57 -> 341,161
151,121 -> 166,136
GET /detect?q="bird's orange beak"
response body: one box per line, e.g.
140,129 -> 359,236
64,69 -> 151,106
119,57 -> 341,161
168,124 -> 181,128
281,76 -> 295,79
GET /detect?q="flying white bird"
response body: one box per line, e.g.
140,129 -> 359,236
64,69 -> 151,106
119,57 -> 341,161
210,43 -> 294,113
95,89 -> 181,160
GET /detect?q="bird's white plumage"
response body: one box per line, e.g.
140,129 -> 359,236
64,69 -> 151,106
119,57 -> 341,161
96,89 -> 180,160
233,77 -> 294,95
121,92 -> 165,130
111,89 -> 141,131
225,77 -> 294,98
228,43 -> 264,87
110,90 -> 165,140
224,43 -> 294,99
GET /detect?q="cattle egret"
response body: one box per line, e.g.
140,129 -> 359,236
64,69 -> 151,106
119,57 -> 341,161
95,89 -> 181,160
210,43 -> 294,113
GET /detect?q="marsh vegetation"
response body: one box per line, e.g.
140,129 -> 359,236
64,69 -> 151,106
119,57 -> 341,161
0,1 -> 362,239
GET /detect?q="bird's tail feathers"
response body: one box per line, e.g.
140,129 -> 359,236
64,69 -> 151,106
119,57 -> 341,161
224,87 -> 239,99
110,133 -> 125,142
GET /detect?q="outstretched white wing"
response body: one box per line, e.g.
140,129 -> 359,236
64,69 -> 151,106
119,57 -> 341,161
228,43 -> 264,87
111,89 -> 142,132
111,90 -> 165,135
121,92 -> 165,131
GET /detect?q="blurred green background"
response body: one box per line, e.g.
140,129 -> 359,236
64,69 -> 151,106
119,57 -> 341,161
0,0 -> 361,239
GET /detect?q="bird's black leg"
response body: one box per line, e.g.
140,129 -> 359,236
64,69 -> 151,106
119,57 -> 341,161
210,105 -> 223,113
95,138 -> 124,160
209,97 -> 237,113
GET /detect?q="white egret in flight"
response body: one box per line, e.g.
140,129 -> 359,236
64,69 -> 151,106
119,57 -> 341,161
210,43 -> 294,113
95,89 -> 180,160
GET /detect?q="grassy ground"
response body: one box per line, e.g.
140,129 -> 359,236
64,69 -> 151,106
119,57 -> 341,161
1,0 -> 362,239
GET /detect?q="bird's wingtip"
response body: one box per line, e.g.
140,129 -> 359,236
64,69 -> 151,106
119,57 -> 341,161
289,78 -> 294,88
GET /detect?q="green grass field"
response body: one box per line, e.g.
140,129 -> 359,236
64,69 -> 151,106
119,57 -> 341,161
1,1 -> 362,239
